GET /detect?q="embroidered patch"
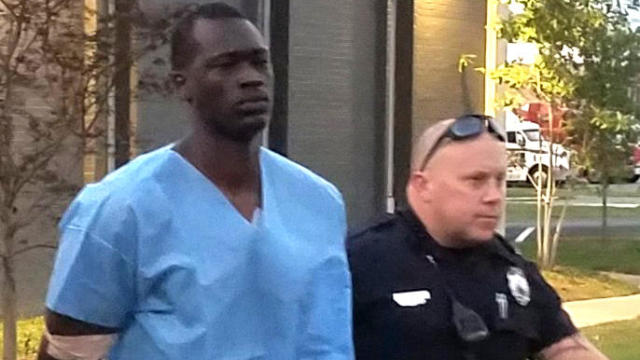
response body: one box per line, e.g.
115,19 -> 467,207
507,267 -> 530,306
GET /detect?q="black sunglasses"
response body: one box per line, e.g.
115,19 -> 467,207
419,114 -> 505,171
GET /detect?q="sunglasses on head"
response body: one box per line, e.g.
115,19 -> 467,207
419,114 -> 505,171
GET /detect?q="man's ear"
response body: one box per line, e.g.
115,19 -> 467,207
408,171 -> 432,203
170,71 -> 190,102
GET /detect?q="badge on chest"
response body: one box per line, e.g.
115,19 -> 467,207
506,266 -> 530,306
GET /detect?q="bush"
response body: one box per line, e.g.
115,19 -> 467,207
0,316 -> 44,359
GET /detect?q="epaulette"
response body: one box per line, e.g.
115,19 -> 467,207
491,232 -> 525,265
495,232 -> 518,254
348,212 -> 397,239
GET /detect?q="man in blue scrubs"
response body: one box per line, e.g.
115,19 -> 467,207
37,3 -> 353,359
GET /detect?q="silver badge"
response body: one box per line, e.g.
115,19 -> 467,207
507,267 -> 530,306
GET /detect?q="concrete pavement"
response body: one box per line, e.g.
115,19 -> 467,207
563,294 -> 640,328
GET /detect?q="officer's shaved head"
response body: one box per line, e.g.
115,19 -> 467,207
410,118 -> 455,172
407,118 -> 506,248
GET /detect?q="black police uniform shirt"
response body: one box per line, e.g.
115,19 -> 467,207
347,209 -> 577,360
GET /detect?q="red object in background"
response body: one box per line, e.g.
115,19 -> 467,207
513,102 -> 567,142
634,145 -> 640,165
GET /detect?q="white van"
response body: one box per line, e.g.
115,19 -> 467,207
504,111 -> 571,186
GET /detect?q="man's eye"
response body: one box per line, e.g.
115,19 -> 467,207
468,176 -> 487,185
253,59 -> 269,67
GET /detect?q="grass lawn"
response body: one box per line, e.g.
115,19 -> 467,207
507,183 -> 640,198
583,317 -> 640,360
540,266 -> 638,301
519,237 -> 640,274
507,200 -> 640,224
506,201 -> 640,223
516,236 -> 640,301
506,183 -> 640,223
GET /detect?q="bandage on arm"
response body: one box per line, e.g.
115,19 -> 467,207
37,309 -> 119,360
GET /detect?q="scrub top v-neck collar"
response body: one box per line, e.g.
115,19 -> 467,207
168,146 -> 268,227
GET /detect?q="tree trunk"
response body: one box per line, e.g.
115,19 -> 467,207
1,256 -> 17,360
540,166 -> 556,269
601,179 -> 609,240
546,105 -> 554,268
114,0 -> 133,168
540,103 -> 556,269
543,181 -> 555,268
536,132 -> 543,264
550,199 -> 568,268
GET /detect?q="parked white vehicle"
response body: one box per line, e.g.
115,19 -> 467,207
504,112 -> 571,186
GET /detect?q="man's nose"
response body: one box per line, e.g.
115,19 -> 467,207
483,180 -> 504,204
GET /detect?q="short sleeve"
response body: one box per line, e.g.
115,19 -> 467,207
45,186 -> 137,329
524,261 -> 578,352
297,189 -> 355,359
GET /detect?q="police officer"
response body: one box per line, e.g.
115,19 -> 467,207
347,115 -> 608,360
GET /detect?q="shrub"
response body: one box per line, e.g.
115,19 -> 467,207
0,316 -> 44,359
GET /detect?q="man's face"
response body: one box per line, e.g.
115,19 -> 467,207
175,18 -> 273,142
420,133 -> 507,246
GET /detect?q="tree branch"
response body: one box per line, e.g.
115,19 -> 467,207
51,0 -> 73,12
12,243 -> 57,258
0,0 -> 18,20
13,141 -> 64,196
3,0 -> 26,67
18,181 -> 74,229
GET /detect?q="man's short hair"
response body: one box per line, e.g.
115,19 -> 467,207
171,2 -> 249,71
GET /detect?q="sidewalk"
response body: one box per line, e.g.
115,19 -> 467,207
563,294 -> 640,328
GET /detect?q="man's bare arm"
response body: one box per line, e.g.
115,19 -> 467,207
37,309 -> 119,360
539,333 -> 609,360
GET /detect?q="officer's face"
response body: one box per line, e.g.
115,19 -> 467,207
421,133 -> 506,245
172,18 -> 273,142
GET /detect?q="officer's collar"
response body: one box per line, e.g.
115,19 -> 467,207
398,208 -> 434,255
398,208 -> 508,262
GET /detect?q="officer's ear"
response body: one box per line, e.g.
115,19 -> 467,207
408,171 -> 433,203
170,71 -> 191,103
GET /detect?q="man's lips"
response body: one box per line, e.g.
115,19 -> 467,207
237,95 -> 269,105
236,101 -> 269,115
236,97 -> 270,115
476,215 -> 500,222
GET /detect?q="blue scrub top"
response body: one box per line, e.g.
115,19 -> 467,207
46,145 -> 354,359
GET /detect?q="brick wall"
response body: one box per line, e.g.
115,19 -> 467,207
286,0 -> 387,227
412,0 -> 487,136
